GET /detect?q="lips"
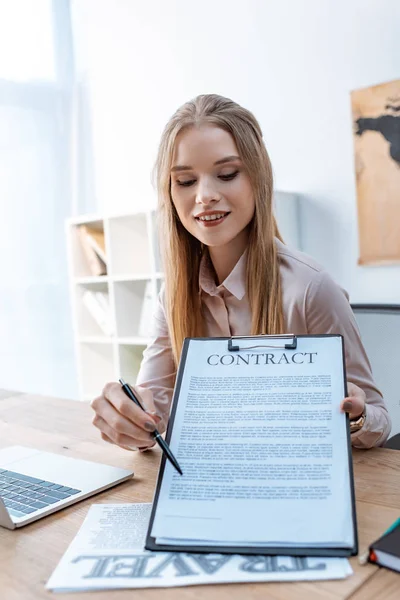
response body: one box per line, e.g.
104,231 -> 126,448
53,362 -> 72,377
194,211 -> 230,223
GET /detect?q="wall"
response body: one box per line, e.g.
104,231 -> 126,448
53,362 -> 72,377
71,0 -> 400,303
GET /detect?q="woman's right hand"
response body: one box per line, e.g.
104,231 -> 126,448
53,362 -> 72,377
91,382 -> 163,451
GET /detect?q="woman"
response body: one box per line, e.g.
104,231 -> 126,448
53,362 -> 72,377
91,94 -> 391,451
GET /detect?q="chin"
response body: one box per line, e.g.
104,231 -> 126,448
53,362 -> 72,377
202,236 -> 236,249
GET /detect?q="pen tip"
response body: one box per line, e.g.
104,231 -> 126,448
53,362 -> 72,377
119,378 -> 125,386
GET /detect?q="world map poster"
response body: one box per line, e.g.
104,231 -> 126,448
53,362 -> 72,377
351,79 -> 400,265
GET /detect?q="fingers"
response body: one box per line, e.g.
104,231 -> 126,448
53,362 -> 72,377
136,385 -> 166,431
340,382 -> 366,420
100,430 -> 137,451
346,382 -> 366,401
100,429 -> 155,452
91,381 -> 160,450
340,398 -> 365,420
93,404 -> 154,447
102,382 -> 158,431
147,412 -> 165,434
93,411 -> 151,448
135,385 -> 163,420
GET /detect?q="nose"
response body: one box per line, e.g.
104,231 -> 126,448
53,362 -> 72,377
195,176 -> 220,206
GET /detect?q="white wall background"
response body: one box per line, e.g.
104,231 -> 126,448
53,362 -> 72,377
72,0 -> 400,303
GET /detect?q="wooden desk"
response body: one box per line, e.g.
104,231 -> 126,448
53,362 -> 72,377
0,391 -> 399,600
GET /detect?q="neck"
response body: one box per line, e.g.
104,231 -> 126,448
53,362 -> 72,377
208,229 -> 249,284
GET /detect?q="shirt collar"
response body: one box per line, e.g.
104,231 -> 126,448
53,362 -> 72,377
199,249 -> 247,300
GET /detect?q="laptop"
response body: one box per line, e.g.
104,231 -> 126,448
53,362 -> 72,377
0,446 -> 134,530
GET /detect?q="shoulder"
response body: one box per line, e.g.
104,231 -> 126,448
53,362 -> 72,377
275,239 -> 350,329
276,238 -> 325,280
276,238 -> 347,293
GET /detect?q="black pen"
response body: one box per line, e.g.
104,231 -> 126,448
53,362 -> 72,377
119,378 -> 183,476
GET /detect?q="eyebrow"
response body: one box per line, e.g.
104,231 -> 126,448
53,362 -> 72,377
171,155 -> 241,173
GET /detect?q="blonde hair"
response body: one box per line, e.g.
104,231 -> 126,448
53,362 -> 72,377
155,94 -> 284,366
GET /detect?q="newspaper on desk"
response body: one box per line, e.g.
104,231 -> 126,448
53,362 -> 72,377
46,504 -> 352,592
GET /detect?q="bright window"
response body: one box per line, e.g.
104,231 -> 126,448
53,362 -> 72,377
0,0 -> 55,81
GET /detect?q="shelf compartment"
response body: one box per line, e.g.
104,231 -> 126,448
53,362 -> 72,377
108,214 -> 151,275
69,219 -> 107,278
113,279 -> 155,338
75,281 -> 114,338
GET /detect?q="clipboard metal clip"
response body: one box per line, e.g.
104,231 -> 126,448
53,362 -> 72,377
228,334 -> 297,352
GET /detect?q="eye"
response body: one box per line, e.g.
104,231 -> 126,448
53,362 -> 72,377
219,170 -> 239,181
176,179 -> 196,187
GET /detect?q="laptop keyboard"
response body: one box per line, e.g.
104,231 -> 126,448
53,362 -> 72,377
0,468 -> 81,519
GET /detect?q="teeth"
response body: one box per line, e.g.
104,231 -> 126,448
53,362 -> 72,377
198,213 -> 226,221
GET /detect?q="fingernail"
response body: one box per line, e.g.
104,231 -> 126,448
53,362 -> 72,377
144,421 -> 156,432
343,401 -> 353,412
146,410 -> 163,420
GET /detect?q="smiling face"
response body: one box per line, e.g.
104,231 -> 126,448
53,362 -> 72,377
170,125 -> 255,262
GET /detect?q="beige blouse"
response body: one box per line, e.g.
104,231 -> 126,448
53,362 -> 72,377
137,239 -> 391,449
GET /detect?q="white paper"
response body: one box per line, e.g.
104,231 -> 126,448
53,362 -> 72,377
46,504 -> 352,592
152,336 -> 354,548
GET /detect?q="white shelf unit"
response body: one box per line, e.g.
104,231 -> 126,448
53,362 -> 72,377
67,211 -> 161,401
67,193 -> 299,401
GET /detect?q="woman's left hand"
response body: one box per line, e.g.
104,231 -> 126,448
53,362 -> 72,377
340,382 -> 366,419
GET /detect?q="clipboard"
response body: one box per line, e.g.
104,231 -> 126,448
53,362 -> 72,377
145,334 -> 358,557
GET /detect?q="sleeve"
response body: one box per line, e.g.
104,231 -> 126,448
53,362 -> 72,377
305,270 -> 392,449
135,286 -> 176,431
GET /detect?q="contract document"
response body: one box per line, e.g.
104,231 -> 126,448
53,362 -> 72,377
146,335 -> 358,556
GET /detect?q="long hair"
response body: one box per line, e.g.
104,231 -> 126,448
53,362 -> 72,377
155,94 -> 284,366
